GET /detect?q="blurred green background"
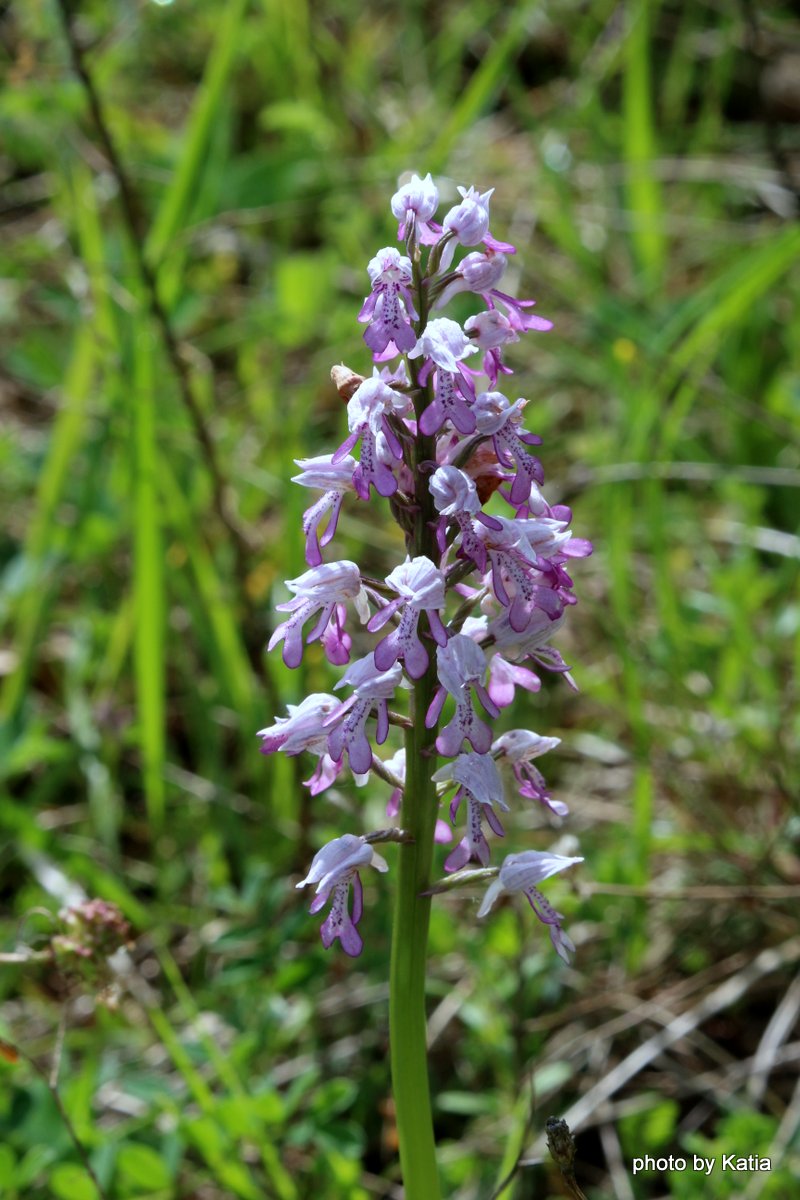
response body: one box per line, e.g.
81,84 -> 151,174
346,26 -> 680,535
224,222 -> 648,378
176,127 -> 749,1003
1,0 -> 799,1197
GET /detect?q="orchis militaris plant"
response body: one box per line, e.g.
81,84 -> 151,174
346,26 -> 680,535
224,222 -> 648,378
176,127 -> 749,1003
258,172 -> 591,1198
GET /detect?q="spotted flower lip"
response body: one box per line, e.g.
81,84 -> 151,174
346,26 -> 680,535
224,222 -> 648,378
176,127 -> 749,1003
434,634 -> 487,700
433,751 -> 508,872
470,390 -> 545,506
359,247 -> 418,356
409,319 -> 479,436
369,556 -> 448,680
427,634 -> 499,756
331,376 -> 411,499
326,656 -> 403,774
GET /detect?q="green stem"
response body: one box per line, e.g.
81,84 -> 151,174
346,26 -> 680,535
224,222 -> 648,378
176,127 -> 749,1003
388,245 -> 442,1198
389,673 -> 442,1198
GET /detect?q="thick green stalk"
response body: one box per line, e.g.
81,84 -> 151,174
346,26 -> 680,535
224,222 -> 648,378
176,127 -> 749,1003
388,252 -> 442,1198
389,670 -> 441,1198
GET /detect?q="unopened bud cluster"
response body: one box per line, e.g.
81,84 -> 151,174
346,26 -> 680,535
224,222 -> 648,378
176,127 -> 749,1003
259,174 -> 590,959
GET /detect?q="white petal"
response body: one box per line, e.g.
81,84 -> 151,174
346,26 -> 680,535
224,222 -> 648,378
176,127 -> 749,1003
477,878 -> 504,918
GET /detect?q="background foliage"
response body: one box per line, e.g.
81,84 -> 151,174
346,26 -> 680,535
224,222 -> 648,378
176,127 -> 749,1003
1,1 -> 799,1197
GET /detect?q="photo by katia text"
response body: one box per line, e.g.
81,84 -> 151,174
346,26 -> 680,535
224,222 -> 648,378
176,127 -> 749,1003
631,1154 -> 772,1176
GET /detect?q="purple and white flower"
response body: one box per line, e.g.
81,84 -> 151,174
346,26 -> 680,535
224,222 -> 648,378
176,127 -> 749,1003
409,318 -> 479,436
429,465 -> 502,570
443,186 -> 494,247
257,693 -> 339,756
391,172 -> 440,243
438,184 -> 517,269
426,634 -> 499,756
297,834 -> 389,956
292,454 -> 357,567
333,376 -> 411,499
368,556 -> 448,679
327,655 -> 403,775
433,752 -> 508,872
477,850 -> 583,962
268,561 -> 368,669
492,729 -> 567,817
473,391 -> 544,507
444,246 -> 553,333
464,309 -> 518,387
359,247 -> 418,357
475,516 -> 565,633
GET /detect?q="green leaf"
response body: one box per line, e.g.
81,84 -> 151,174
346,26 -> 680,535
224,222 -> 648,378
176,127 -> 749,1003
132,327 -> 166,830
49,1164 -> 97,1200
116,1143 -> 173,1193
0,1145 -> 16,1185
619,1095 -> 680,1154
437,1091 -> 497,1116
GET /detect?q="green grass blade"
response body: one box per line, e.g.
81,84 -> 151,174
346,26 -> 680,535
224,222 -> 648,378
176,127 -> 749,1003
145,0 -> 249,269
1,326 -> 96,725
422,2 -> 539,170
657,225 -> 800,456
669,225 -> 800,374
1,161 -> 115,725
159,466 -> 256,720
133,328 -> 166,831
623,0 -> 665,288
623,224 -> 800,460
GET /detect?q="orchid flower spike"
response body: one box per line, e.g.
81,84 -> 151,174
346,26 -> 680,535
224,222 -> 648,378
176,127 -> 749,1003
260,171 -> 591,960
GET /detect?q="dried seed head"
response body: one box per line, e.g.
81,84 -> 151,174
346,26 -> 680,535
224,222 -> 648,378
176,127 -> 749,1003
331,364 -> 364,401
